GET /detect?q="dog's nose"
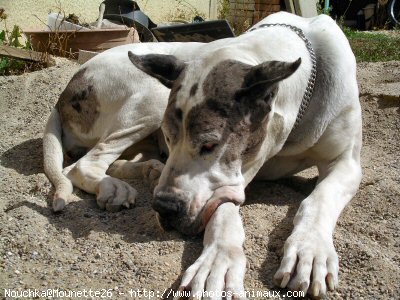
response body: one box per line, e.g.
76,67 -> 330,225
152,192 -> 184,217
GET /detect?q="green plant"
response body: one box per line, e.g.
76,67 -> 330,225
218,0 -> 230,20
165,0 -> 206,22
0,10 -> 41,75
217,0 -> 252,35
344,27 -> 400,62
316,0 -> 332,15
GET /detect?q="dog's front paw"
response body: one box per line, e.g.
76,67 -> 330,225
96,177 -> 137,212
176,245 -> 246,300
274,229 -> 339,299
142,159 -> 164,190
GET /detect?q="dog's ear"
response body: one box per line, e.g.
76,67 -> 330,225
237,58 -> 301,100
244,58 -> 301,90
235,58 -> 301,123
128,51 -> 185,88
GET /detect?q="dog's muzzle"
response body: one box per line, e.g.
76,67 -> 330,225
153,186 -> 245,235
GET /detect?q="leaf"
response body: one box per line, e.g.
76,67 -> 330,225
10,25 -> 23,48
0,30 -> 5,43
0,58 -> 10,75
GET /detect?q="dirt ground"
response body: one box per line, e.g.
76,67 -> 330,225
0,58 -> 399,300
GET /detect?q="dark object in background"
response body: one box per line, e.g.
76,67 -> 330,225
356,10 -> 366,30
330,0 -> 375,22
101,0 -> 234,43
151,20 -> 235,43
388,0 -> 400,25
102,0 -> 157,42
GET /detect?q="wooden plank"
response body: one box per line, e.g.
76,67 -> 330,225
0,44 -> 55,66
24,28 -> 139,59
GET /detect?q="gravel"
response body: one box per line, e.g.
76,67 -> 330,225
0,58 -> 399,299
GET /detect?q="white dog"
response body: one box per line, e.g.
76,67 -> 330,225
44,12 -> 362,298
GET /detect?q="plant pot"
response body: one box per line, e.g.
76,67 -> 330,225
23,27 -> 139,58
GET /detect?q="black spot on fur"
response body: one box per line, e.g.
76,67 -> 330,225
190,83 -> 198,96
175,108 -> 183,121
72,102 -> 81,112
186,59 -> 296,161
128,52 -> 186,88
56,68 -> 99,134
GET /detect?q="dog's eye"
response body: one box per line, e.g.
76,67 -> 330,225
165,136 -> 170,144
200,142 -> 218,155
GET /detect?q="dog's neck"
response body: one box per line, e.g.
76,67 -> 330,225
248,23 -> 317,129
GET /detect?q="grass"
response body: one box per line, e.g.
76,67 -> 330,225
344,28 -> 400,62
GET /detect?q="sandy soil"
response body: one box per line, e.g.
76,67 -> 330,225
0,58 -> 399,300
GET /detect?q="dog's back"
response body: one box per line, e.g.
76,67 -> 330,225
257,12 -> 360,155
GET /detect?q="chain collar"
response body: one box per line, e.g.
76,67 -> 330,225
248,23 -> 317,128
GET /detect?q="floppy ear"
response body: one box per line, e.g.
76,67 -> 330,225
128,51 -> 186,88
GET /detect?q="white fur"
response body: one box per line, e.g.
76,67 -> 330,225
43,12 -> 362,299
163,12 -> 361,299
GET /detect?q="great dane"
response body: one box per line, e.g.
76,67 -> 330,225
44,12 -> 362,299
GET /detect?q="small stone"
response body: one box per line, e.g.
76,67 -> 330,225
94,252 -> 101,259
14,270 -> 21,275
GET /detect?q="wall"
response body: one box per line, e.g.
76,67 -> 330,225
0,0 -> 217,31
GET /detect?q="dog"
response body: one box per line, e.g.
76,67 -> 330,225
44,12 -> 362,299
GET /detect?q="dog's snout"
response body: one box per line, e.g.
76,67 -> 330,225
152,192 -> 184,217
152,190 -> 201,234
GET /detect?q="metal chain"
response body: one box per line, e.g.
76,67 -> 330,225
248,23 -> 317,128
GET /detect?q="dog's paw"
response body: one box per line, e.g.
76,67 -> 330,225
273,229 -> 339,299
142,159 -> 164,190
106,159 -> 129,178
176,245 -> 246,300
96,177 -> 137,212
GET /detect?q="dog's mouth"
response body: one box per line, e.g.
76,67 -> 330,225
201,196 -> 242,229
200,185 -> 245,231
155,185 -> 245,235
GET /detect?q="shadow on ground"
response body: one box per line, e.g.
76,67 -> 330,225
244,176 -> 317,292
2,138 -> 319,298
1,138 -> 43,175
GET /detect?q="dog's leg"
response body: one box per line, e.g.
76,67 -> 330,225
108,159 -> 165,190
175,203 -> 246,300
274,135 -> 362,297
65,125 -> 157,212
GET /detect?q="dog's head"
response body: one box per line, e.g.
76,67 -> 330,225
128,51 -> 300,235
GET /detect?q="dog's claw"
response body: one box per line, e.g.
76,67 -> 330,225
326,273 -> 335,291
311,281 -> 321,298
52,197 -> 66,212
299,281 -> 309,293
281,272 -> 291,288
142,159 -> 164,190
